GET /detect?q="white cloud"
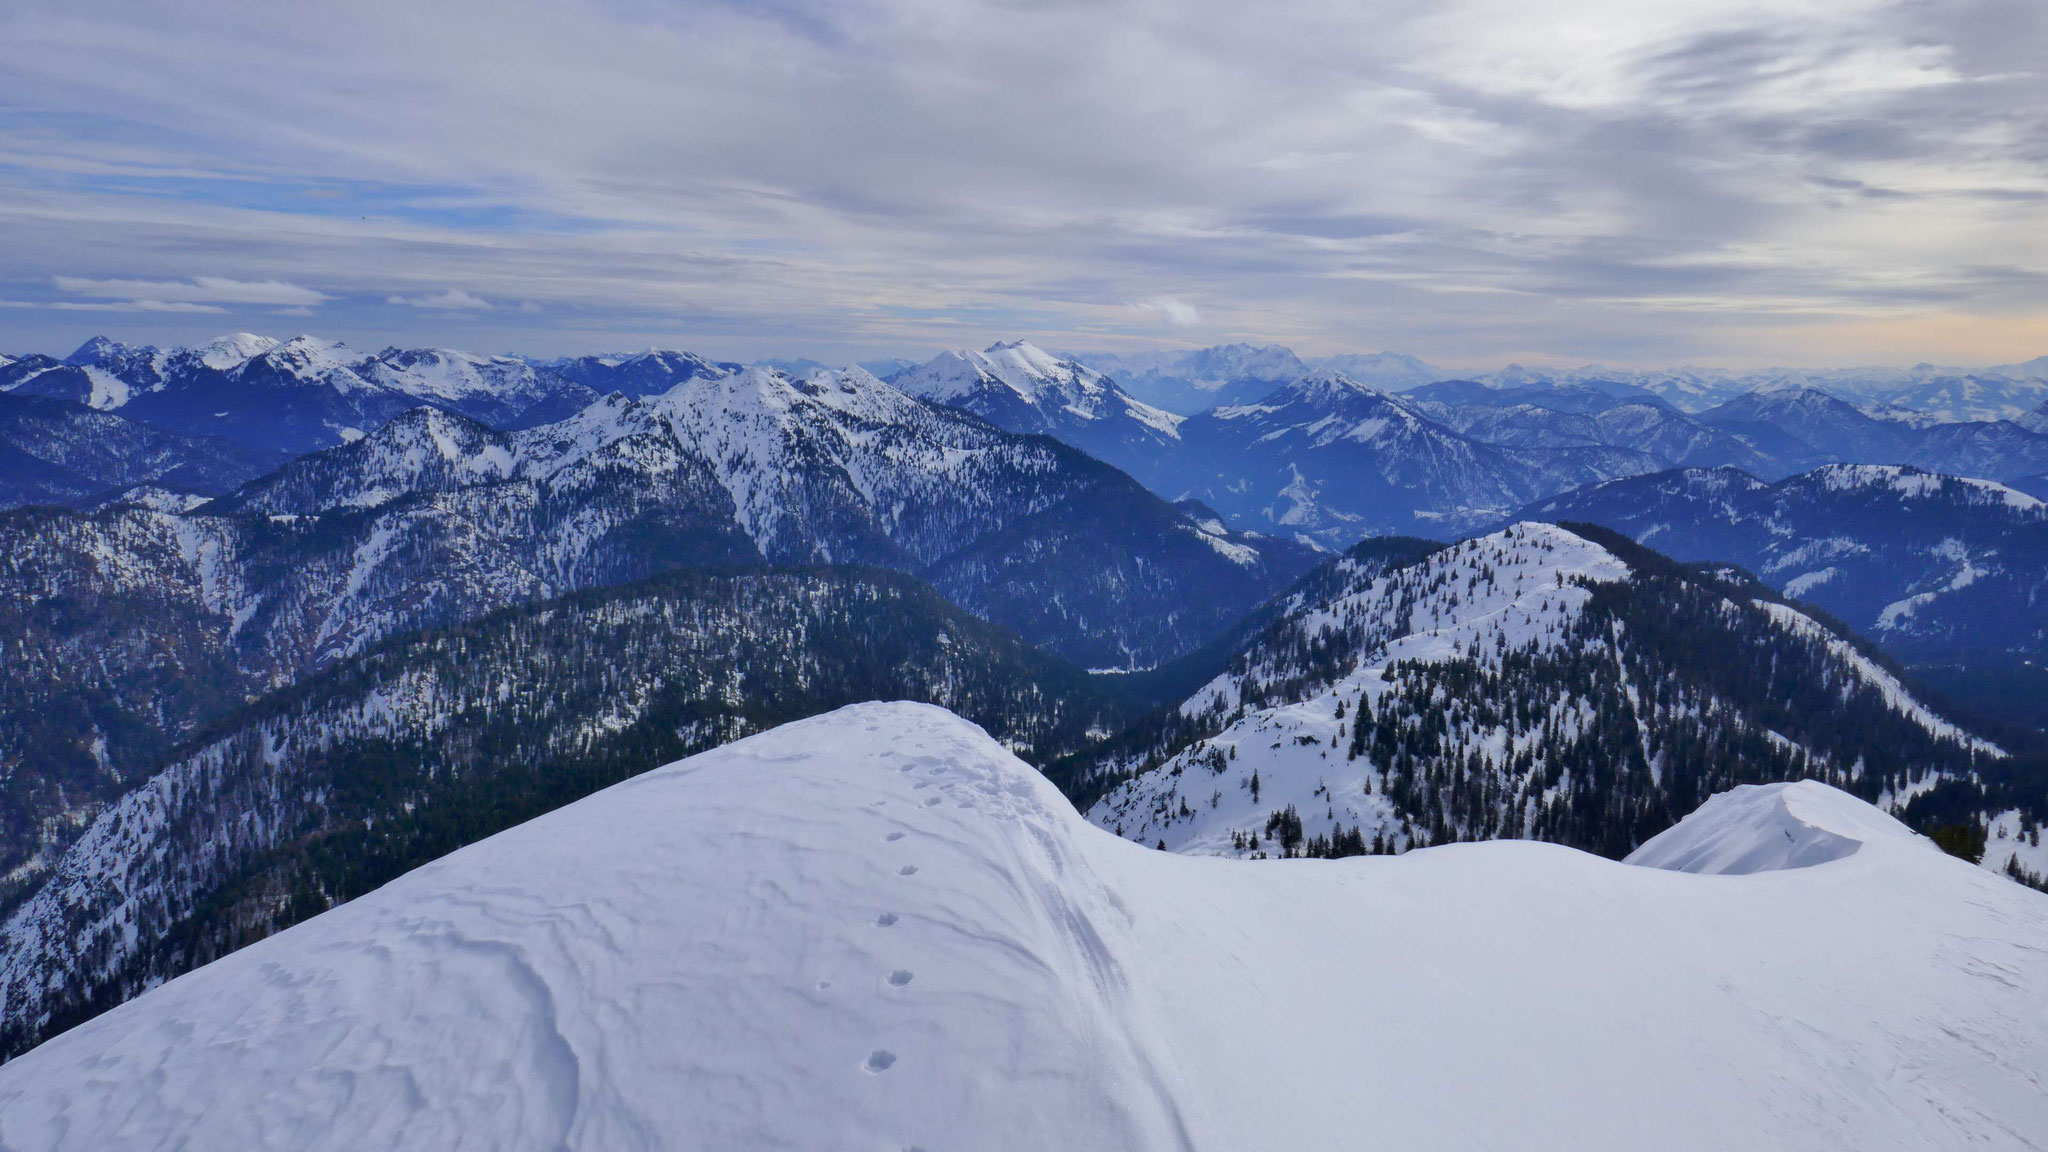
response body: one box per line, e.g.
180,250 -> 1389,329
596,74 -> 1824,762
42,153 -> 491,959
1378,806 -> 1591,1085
49,299 -> 229,313
53,275 -> 329,306
1131,296 -> 1201,329
387,289 -> 493,310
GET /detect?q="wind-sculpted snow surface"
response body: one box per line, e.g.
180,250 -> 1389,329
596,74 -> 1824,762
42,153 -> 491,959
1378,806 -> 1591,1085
1,703 -> 2044,1151
1625,780 -> 1926,875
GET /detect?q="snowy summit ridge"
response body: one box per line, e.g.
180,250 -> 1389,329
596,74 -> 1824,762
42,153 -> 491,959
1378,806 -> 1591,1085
0,702 -> 2042,1151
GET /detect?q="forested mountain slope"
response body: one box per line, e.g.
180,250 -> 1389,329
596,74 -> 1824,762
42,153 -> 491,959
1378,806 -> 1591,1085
1521,464 -> 2048,665
0,568 -> 1138,1058
0,370 -> 1309,927
1085,522 -> 2032,874
0,394 -> 277,510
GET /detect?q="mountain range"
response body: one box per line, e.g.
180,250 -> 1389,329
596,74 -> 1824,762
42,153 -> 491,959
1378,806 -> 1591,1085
0,362 -> 1311,920
1477,357 -> 2048,420
1072,343 -> 1442,413
3,327 -> 2047,1122
0,334 -> 743,462
882,343 -> 2048,545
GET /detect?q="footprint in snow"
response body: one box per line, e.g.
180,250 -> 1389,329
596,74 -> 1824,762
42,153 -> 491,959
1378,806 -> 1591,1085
885,831 -> 906,841
875,912 -> 899,927
898,865 -> 919,876
923,797 -> 942,807
864,1050 -> 897,1073
887,970 -> 914,987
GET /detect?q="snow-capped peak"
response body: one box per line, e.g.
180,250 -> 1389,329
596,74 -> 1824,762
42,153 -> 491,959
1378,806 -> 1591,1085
977,339 -> 1067,386
193,332 -> 279,371
264,334 -> 362,376
898,341 -> 1100,405
63,335 -> 130,367
1267,368 -> 1387,407
893,341 -> 1183,443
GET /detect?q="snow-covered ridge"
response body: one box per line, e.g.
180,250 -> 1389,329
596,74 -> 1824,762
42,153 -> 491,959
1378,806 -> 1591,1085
1090,521 -> 2001,864
1813,462 -> 2045,511
193,332 -> 277,370
899,340 -> 1092,404
31,331 -> 584,417
895,340 -> 1184,438
1,703 -> 2042,1151
1625,780 -> 1931,874
1180,522 -> 1626,722
1105,523 -> 1633,855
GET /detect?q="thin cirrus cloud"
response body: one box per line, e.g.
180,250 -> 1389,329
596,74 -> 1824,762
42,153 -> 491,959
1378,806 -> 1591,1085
386,289 -> 493,311
48,276 -> 331,315
0,0 -> 2042,366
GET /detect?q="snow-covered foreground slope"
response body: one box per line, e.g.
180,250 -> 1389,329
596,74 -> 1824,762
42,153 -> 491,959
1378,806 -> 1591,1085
3,703 -> 2044,1151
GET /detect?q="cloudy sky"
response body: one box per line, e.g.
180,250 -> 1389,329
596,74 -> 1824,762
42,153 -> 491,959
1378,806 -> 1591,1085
1,0 -> 2044,368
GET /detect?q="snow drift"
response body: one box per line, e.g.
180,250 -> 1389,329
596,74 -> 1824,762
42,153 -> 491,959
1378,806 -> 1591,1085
1625,779 -> 1924,874
1,702 -> 2044,1151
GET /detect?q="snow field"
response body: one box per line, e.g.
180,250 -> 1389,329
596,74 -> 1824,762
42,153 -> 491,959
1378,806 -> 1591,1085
2,703 -> 2043,1151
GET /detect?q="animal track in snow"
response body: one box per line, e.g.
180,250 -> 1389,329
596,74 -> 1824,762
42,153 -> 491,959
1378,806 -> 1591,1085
874,912 -> 899,927
863,1050 -> 897,1073
898,865 -> 919,876
887,970 -> 914,987
885,831 -> 906,841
